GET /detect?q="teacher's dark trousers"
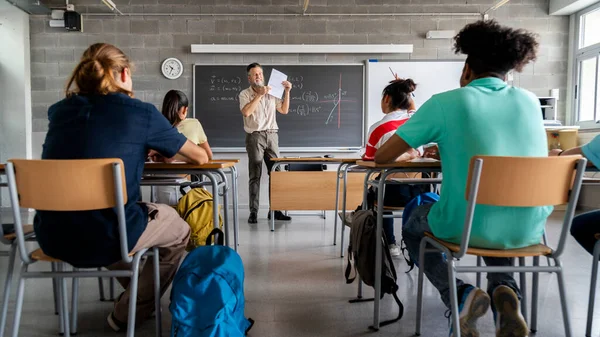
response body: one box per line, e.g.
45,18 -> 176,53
245,130 -> 280,214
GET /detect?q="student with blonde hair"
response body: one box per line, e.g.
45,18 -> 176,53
34,43 -> 208,331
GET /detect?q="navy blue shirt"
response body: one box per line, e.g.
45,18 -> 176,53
34,93 -> 187,268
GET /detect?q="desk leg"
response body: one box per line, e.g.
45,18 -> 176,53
340,164 -> 352,258
219,170 -> 230,247
231,166 -> 239,250
205,173 -> 220,234
270,163 -> 282,232
371,172 -> 385,330
333,163 -> 345,246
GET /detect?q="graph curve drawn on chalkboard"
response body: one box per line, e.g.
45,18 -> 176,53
193,64 -> 365,151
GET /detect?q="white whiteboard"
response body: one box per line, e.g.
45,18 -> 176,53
366,60 -> 464,132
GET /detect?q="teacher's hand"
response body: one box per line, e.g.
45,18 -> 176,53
282,80 -> 292,91
256,85 -> 271,96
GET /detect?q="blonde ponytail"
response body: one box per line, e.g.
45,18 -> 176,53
65,43 -> 134,98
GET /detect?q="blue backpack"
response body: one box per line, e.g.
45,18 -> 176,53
401,192 -> 440,272
170,229 -> 254,337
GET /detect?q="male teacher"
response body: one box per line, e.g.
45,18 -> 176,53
239,62 -> 292,224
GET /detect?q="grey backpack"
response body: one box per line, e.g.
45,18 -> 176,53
345,210 -> 404,329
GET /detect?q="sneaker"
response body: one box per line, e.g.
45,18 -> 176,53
107,312 -> 127,332
268,210 -> 292,221
389,243 -> 401,257
448,285 -> 490,337
248,212 -> 258,224
493,285 -> 528,337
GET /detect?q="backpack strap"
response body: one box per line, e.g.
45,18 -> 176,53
377,292 -> 405,328
344,244 -> 357,284
400,239 -> 415,273
381,231 -> 398,284
205,228 -> 224,246
245,318 -> 255,335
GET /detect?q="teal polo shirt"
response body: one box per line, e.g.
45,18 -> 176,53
397,77 -> 552,249
582,134 -> 600,168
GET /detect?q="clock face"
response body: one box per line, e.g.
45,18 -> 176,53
161,58 -> 183,80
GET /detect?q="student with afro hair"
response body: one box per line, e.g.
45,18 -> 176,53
375,20 -> 546,337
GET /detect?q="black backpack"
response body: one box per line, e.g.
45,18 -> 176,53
345,210 -> 404,329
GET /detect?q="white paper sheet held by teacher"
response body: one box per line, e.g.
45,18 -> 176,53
267,68 -> 288,100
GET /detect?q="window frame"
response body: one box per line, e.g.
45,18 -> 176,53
573,2 -> 600,129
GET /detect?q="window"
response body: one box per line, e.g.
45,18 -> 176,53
580,8 -> 600,49
574,3 -> 600,128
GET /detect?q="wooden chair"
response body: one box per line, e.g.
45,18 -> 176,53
415,156 -> 586,337
5,159 -> 162,337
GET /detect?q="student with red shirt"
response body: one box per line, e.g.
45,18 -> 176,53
361,79 -> 422,256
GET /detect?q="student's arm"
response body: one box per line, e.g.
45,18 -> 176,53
375,135 -> 413,164
149,141 -> 208,165
146,107 -> 209,165
375,97 -> 445,164
551,134 -> 600,168
240,86 -> 269,117
550,147 -> 583,156
277,81 -> 292,114
193,121 -> 213,160
199,141 -> 213,160
175,140 -> 209,165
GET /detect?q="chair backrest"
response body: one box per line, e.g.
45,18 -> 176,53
456,155 -> 586,259
6,158 -> 131,264
466,156 -> 581,207
9,159 -> 127,211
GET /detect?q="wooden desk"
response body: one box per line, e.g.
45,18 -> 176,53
351,159 -> 443,330
355,159 -> 441,169
144,161 -> 235,170
269,157 -> 361,234
271,157 -> 360,163
144,161 -> 238,249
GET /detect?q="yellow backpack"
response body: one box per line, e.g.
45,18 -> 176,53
175,188 -> 223,251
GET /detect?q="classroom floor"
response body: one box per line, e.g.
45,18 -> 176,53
0,209 -> 596,337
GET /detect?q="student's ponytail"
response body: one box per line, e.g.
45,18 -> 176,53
65,43 -> 133,98
161,90 -> 189,126
382,78 -> 417,111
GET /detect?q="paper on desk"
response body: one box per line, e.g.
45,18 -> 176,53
267,68 -> 287,100
409,158 -> 439,163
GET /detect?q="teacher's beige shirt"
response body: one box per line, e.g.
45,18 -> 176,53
239,87 -> 282,134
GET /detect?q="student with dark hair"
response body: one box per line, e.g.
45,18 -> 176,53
362,78 -> 421,257
161,90 -> 213,159
35,43 -> 209,331
239,62 -> 292,224
375,20 -> 547,337
152,90 -> 214,205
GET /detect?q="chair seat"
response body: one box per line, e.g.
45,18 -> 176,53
4,224 -> 34,241
424,232 -> 553,257
30,248 -> 62,262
